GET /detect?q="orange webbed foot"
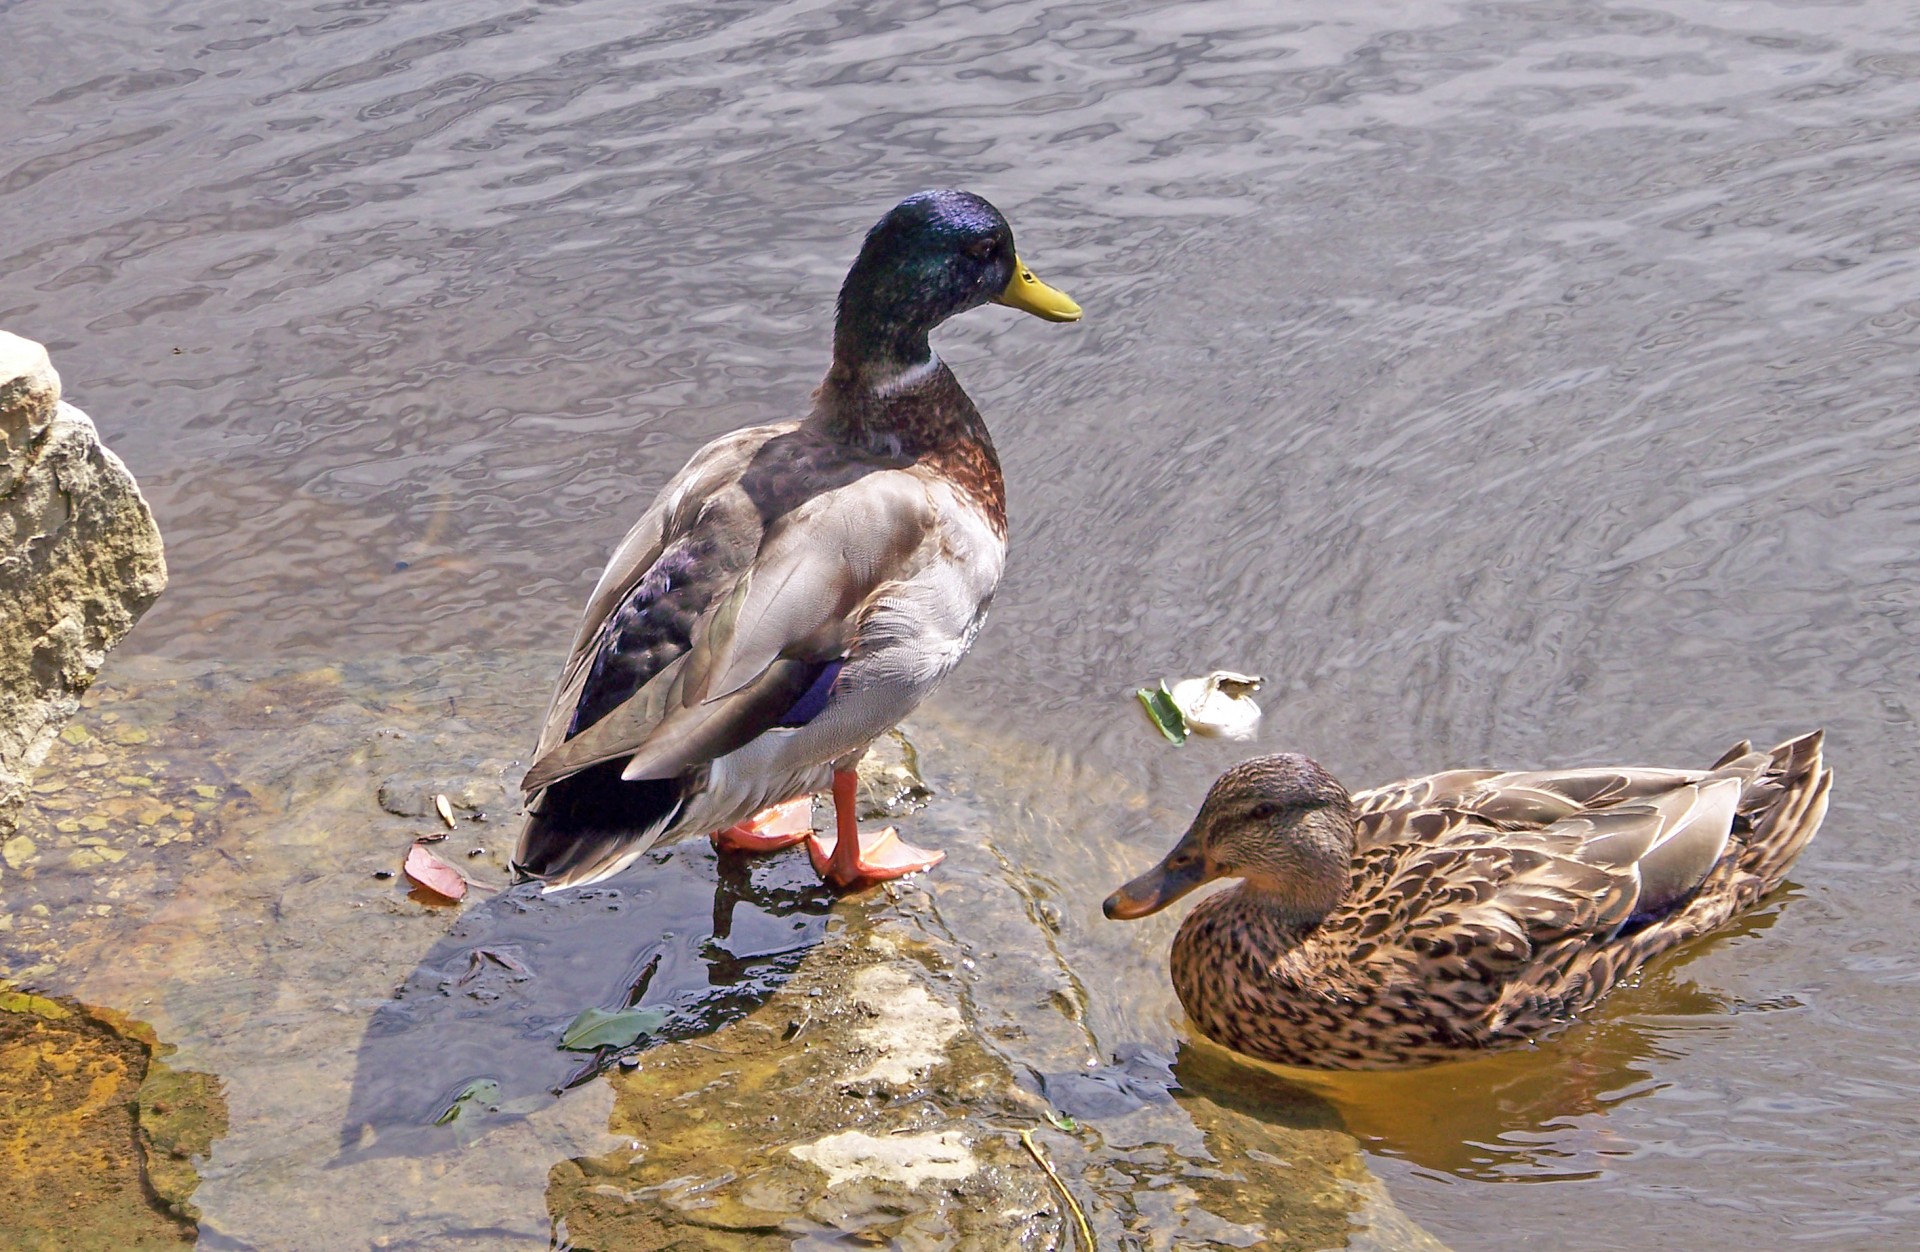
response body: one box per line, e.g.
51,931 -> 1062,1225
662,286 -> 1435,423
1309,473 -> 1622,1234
710,796 -> 815,853
807,826 -> 945,891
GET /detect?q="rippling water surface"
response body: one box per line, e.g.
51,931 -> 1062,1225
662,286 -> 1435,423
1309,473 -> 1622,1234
6,0 -> 1920,1246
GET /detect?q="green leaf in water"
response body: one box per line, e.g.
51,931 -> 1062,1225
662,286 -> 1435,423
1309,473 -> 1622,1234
433,1078 -> 502,1126
1135,683 -> 1188,745
1044,1109 -> 1078,1132
559,1006 -> 670,1051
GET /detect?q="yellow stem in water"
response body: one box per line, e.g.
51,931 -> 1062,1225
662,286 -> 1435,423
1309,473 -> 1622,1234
1019,1126 -> 1094,1250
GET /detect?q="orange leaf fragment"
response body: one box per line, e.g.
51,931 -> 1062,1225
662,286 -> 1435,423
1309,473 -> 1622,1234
403,840 -> 468,901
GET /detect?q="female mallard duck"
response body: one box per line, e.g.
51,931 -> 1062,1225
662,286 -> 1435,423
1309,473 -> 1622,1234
1106,733 -> 1830,1068
513,190 -> 1079,891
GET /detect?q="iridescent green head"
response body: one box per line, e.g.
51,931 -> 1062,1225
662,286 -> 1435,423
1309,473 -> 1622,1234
834,190 -> 1079,375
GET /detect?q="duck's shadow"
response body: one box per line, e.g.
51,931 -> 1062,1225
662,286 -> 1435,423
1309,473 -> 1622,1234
336,841 -> 832,1163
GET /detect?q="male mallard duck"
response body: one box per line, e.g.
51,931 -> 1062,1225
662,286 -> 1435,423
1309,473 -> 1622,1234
513,191 -> 1080,892
1106,733 -> 1830,1068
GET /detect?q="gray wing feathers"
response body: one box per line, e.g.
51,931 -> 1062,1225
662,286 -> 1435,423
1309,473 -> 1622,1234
616,478 -> 937,781
689,474 -> 936,705
618,658 -> 824,781
529,425 -> 790,769
522,652 -> 694,791
1624,779 -> 1739,916
525,461 -> 938,794
570,425 -> 785,659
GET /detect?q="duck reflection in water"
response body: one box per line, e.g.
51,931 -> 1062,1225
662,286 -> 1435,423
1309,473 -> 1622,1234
336,840 -> 831,1162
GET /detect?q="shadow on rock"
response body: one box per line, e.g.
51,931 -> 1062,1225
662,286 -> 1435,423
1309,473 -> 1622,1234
337,839 -> 832,1162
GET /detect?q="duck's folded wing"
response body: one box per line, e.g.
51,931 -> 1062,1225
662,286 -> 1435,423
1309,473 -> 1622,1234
1376,828 -> 1629,970
529,425 -> 791,768
522,469 -> 937,792
1353,761 -> 1709,849
1378,773 -> 1739,958
1535,777 -> 1741,922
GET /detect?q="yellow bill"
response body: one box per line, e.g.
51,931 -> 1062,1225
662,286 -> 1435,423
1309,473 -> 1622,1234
995,256 -> 1082,322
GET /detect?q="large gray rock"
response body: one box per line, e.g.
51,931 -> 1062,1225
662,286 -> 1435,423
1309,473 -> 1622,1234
0,330 -> 166,844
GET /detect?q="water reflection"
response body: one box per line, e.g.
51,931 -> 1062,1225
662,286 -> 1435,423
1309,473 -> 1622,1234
339,839 -> 830,1160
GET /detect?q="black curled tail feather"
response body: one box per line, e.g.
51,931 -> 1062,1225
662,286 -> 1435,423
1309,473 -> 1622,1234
512,761 -> 684,889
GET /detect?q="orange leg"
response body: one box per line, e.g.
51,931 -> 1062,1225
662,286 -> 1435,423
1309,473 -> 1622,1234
710,795 -> 814,853
806,767 -> 944,890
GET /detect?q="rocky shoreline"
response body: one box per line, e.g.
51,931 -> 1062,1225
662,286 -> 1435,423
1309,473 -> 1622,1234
0,331 -> 166,849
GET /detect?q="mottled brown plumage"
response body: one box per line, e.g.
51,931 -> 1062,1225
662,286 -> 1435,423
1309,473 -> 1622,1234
1106,733 -> 1830,1069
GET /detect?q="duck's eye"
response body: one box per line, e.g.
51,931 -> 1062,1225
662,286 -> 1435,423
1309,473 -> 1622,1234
1248,802 -> 1280,821
965,237 -> 998,261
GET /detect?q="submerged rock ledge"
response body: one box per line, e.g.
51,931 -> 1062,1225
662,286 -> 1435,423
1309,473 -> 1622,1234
0,330 -> 166,848
6,655 -> 1451,1248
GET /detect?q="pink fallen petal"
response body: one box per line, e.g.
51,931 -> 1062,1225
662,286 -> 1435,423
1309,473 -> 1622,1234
404,840 -> 468,901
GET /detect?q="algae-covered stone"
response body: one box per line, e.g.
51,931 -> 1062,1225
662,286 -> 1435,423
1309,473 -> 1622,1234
0,330 -> 167,842
544,936 -> 1061,1250
137,1062 -> 230,1223
0,984 -> 226,1247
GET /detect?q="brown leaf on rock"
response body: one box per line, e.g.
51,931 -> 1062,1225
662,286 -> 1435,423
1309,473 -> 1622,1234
403,840 -> 468,901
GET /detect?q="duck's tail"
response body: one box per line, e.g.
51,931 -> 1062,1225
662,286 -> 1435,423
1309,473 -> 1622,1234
511,760 -> 685,891
1713,729 -> 1831,910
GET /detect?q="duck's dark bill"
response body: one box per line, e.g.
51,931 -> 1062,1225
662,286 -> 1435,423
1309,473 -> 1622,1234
1104,837 -> 1208,920
995,256 -> 1082,322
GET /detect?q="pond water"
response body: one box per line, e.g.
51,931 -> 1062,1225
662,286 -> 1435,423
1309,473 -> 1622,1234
5,0 -> 1920,1246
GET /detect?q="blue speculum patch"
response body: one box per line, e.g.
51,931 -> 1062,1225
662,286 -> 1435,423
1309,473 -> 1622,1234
778,659 -> 844,727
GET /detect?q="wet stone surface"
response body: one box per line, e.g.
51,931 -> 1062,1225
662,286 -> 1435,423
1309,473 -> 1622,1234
541,919 -> 1445,1251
